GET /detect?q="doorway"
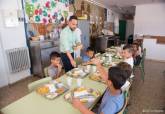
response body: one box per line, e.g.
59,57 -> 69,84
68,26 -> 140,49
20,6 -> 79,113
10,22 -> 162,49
119,20 -> 127,42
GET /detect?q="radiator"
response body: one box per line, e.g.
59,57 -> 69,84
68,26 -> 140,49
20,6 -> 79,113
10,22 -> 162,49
6,47 -> 31,73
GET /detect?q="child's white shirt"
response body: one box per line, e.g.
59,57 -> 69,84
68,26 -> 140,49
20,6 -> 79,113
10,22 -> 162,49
121,80 -> 130,92
122,57 -> 134,92
124,57 -> 134,68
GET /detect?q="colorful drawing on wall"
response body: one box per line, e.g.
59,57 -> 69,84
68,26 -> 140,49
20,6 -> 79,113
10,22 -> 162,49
24,0 -> 69,24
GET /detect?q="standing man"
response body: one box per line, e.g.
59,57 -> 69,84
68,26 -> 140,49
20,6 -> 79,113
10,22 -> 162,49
60,15 -> 79,72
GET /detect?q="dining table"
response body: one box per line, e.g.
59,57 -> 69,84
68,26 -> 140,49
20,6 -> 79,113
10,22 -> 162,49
1,74 -> 107,114
1,47 -> 123,114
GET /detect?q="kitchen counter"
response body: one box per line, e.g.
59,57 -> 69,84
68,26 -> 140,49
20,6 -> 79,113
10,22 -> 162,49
95,35 -> 120,52
30,39 -> 59,49
29,39 -> 60,77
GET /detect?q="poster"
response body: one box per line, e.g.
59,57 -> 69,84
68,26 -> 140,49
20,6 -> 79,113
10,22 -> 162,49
24,0 -> 69,24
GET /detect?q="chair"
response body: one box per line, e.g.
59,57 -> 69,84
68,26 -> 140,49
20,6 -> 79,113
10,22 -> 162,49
133,48 -> 146,82
117,91 -> 129,114
117,78 -> 133,114
28,77 -> 52,92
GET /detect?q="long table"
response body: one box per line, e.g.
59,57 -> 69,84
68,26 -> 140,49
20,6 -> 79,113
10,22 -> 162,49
1,49 -> 123,114
1,75 -> 107,114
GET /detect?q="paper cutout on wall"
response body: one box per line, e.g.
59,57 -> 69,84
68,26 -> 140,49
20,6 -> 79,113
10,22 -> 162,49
3,10 -> 19,27
24,0 -> 69,24
25,2 -> 35,17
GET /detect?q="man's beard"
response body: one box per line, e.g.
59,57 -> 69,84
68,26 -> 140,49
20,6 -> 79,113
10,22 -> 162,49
70,27 -> 76,31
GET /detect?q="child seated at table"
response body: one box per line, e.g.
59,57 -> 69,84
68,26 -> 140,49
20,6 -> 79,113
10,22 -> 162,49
133,40 -> 142,56
82,47 -> 95,65
121,44 -> 134,68
117,62 -> 132,91
132,43 -> 142,66
72,61 -> 127,114
47,52 -> 62,79
117,62 -> 132,79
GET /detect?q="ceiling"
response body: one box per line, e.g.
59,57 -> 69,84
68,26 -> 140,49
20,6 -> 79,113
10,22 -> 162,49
92,0 -> 165,15
94,0 -> 165,7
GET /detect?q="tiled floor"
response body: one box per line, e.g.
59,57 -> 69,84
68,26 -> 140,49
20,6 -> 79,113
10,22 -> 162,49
0,60 -> 165,114
127,60 -> 165,114
0,76 -> 39,109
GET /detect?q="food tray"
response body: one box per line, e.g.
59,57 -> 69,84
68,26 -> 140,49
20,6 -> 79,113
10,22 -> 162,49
64,87 -> 101,108
66,68 -> 89,78
89,73 -> 106,83
36,80 -> 69,100
112,55 -> 122,59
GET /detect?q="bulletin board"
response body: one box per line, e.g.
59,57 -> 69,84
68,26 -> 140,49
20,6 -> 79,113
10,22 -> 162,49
24,0 -> 69,24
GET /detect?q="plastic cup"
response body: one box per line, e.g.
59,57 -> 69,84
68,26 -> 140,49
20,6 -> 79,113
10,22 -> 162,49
77,78 -> 82,87
67,77 -> 72,87
91,65 -> 97,73
109,55 -> 112,62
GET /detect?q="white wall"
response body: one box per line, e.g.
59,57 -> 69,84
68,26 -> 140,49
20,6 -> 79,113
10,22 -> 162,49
107,9 -> 114,22
0,37 -> 8,87
107,9 -> 122,34
134,3 -> 165,36
134,3 -> 165,61
0,0 -> 31,87
114,12 -> 120,34
143,38 -> 165,61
